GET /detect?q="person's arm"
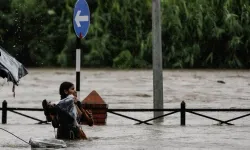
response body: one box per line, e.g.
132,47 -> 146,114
72,94 -> 94,126
75,104 -> 83,117
81,107 -> 94,126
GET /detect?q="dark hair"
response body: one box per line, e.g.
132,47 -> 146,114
59,81 -> 74,100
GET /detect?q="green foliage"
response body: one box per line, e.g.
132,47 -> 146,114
113,50 -> 133,69
161,0 -> 250,68
84,0 -> 152,68
1,0 -> 250,68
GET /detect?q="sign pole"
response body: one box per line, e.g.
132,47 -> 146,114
73,0 -> 90,100
76,35 -> 81,99
152,0 -> 163,123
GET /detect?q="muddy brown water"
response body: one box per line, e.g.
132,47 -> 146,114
0,69 -> 250,149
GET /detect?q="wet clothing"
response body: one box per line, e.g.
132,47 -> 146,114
56,124 -> 83,139
53,95 -> 83,139
42,95 -> 89,140
56,95 -> 79,126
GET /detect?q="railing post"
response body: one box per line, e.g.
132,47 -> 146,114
181,101 -> 186,126
2,100 -> 7,124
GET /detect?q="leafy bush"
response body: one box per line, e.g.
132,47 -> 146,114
1,0 -> 250,68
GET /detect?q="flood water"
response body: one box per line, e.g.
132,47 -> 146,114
0,69 -> 250,150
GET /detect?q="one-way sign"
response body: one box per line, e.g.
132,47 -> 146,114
73,0 -> 90,38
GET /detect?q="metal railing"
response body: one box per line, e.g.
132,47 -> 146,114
1,100 -> 250,125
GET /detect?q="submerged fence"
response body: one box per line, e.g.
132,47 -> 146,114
1,100 -> 47,124
1,100 -> 250,125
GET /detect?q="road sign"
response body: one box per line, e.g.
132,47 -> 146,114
73,0 -> 90,38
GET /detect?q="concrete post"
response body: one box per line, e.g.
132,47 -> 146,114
152,0 -> 163,122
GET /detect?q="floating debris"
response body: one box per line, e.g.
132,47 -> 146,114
29,138 -> 67,149
217,80 -> 225,84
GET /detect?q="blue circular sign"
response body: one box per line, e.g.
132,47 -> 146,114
73,0 -> 90,38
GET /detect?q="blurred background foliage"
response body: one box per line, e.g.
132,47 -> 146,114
0,0 -> 250,69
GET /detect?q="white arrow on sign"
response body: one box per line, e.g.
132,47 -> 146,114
75,10 -> 89,27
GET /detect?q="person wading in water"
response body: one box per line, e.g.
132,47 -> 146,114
42,81 -> 94,140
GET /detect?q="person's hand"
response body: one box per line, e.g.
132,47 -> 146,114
72,91 -> 79,103
73,91 -> 77,97
73,96 -> 78,104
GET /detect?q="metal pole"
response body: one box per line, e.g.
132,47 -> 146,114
181,101 -> 186,126
152,0 -> 163,122
2,100 -> 7,124
76,35 -> 81,99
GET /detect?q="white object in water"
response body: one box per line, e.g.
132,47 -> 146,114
29,137 -> 67,148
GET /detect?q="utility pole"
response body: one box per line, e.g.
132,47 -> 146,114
152,0 -> 163,122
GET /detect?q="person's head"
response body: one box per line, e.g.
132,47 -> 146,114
59,81 -> 76,99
